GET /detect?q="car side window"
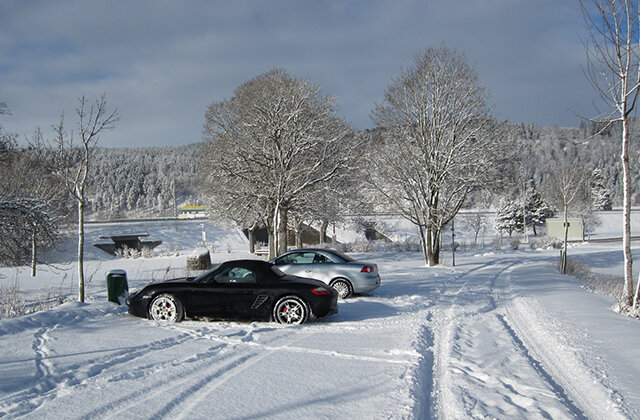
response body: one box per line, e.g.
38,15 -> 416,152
275,253 -> 299,265
277,252 -> 314,265
213,267 -> 256,284
312,253 -> 330,264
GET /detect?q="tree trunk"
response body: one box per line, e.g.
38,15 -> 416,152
431,232 -> 441,266
294,217 -> 303,249
77,198 -> 85,303
320,220 -> 329,244
31,226 -> 37,277
634,271 -> 640,309
248,228 -> 255,254
268,228 -> 275,260
418,225 -> 428,265
277,207 -> 288,256
426,225 -> 440,266
271,204 -> 280,259
562,204 -> 569,274
622,118 -> 634,307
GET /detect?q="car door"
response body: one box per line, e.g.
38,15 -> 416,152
308,252 -> 334,283
189,267 -> 259,318
272,252 -> 316,278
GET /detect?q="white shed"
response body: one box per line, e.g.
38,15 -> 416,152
545,218 -> 583,241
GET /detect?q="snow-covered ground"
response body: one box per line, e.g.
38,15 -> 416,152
1,216 -> 639,419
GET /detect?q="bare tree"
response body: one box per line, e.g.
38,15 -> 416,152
289,156 -> 368,247
462,211 -> 491,249
0,99 -> 15,165
370,46 -> 514,266
0,103 -> 63,274
542,156 -> 592,274
201,69 -> 357,258
580,0 -> 640,309
0,195 -> 60,269
52,95 -> 118,302
199,148 -> 268,253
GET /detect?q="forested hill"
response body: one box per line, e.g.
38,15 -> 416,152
86,143 -> 201,219
511,120 -> 640,205
82,121 -> 640,220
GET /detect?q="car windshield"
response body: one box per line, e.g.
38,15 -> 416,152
193,265 -> 221,282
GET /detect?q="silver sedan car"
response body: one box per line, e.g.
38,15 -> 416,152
271,248 -> 381,299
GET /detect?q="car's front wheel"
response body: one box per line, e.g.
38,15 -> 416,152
272,296 -> 309,324
148,293 -> 184,322
331,278 -> 353,299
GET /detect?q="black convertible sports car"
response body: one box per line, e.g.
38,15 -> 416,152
126,259 -> 338,324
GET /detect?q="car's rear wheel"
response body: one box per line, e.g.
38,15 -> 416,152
331,278 -> 353,299
272,296 -> 309,324
148,293 -> 184,322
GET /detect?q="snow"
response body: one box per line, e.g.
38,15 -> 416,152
1,217 -> 640,419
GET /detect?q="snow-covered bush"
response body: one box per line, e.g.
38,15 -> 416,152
127,247 -> 141,259
348,241 -> 373,253
334,239 -> 421,253
186,247 -> 211,270
115,246 -> 142,259
564,257 -> 624,302
0,279 -> 26,319
0,277 -> 71,320
528,236 -> 563,250
141,247 -> 154,258
389,239 -> 422,252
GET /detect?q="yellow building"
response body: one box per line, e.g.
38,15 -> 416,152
178,205 -> 206,219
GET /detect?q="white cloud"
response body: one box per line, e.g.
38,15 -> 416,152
1,0 -> 601,147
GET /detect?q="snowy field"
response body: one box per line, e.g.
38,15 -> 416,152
1,216 -> 640,419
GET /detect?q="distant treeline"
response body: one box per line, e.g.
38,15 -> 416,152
83,120 -> 640,220
86,144 -> 201,219
511,120 -> 639,205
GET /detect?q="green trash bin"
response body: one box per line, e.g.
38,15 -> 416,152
106,269 -> 128,304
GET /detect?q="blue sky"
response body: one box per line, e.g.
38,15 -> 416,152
1,0 -> 598,147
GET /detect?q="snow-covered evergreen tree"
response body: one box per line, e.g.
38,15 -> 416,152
525,188 -> 555,236
495,188 -> 554,237
591,168 -> 613,210
494,199 -> 522,236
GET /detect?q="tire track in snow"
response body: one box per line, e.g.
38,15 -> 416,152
408,313 -> 435,420
497,262 -> 630,420
168,322 -> 416,365
496,313 -> 587,419
148,320 -> 419,419
404,257 -> 523,419
84,344 -> 249,419
101,323 -> 338,419
0,328 -> 204,418
430,257 -> 555,419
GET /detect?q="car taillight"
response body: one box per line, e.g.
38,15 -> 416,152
311,287 -> 330,295
361,265 -> 375,273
